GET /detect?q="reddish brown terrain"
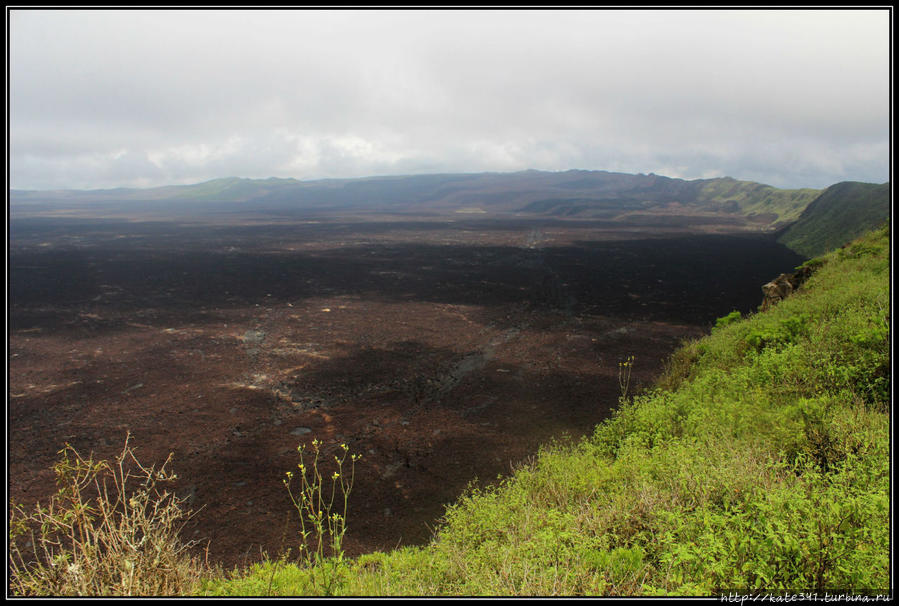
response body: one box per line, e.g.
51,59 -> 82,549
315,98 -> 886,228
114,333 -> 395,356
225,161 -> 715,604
8,212 -> 805,569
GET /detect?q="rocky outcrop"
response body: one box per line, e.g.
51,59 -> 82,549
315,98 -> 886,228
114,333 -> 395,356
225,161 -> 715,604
761,264 -> 816,311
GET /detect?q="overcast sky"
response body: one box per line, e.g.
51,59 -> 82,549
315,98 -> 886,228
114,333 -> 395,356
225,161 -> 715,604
9,8 -> 891,191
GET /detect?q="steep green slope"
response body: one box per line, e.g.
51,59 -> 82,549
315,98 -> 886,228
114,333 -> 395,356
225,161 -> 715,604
777,182 -> 890,257
204,224 -> 890,597
692,177 -> 821,227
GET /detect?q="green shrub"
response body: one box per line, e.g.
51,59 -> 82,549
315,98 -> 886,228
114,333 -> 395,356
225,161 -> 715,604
744,313 -> 810,352
795,257 -> 826,273
713,310 -> 742,331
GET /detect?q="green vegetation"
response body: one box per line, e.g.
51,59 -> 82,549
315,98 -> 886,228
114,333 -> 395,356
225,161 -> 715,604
282,439 -> 361,595
10,225 -> 890,597
513,176 -> 822,226
693,177 -> 821,227
777,182 -> 890,258
713,310 -> 742,330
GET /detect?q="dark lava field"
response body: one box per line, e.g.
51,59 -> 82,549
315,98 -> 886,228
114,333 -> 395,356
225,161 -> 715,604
8,213 -> 805,568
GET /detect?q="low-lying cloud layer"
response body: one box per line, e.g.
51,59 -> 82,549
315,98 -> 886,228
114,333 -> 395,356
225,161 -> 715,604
9,9 -> 890,190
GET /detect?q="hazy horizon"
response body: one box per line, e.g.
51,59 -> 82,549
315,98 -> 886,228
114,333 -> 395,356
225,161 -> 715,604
9,167 -> 891,196
10,8 -> 890,191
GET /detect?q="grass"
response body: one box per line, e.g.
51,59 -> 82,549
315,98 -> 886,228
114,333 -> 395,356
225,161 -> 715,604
10,224 -> 890,597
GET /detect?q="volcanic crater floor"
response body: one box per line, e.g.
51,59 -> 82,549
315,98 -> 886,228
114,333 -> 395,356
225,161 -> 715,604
8,215 -> 804,568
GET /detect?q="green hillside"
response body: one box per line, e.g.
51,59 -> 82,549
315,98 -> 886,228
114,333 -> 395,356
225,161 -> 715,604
199,224 -> 890,597
777,182 -> 890,258
692,177 -> 821,227
509,174 -> 821,225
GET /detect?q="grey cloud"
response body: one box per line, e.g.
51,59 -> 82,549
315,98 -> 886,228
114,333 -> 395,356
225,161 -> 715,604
9,9 -> 890,191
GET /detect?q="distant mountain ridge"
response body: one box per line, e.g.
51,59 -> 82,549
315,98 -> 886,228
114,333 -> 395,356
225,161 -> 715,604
11,170 -> 889,255
9,169 -> 822,226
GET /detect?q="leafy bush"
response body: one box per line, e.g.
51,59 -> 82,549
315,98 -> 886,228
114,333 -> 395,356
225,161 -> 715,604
795,256 -> 825,273
744,312 -> 810,352
713,310 -> 741,331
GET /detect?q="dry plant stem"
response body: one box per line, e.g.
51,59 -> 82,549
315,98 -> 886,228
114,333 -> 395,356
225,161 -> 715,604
618,355 -> 635,401
8,433 -> 205,597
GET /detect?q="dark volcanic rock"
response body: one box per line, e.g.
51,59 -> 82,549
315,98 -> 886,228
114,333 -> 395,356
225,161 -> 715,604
760,264 -> 817,311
